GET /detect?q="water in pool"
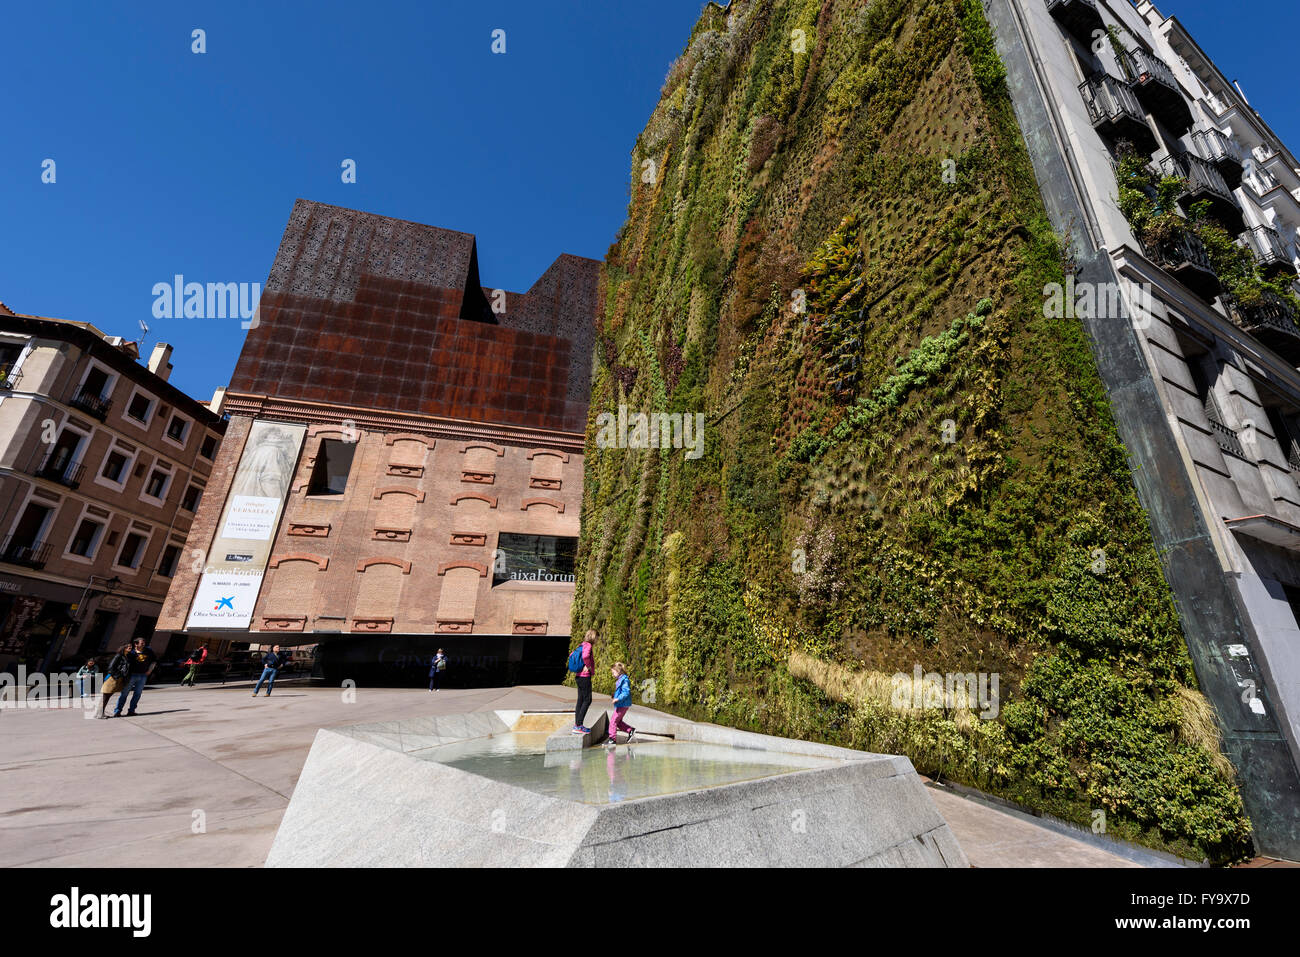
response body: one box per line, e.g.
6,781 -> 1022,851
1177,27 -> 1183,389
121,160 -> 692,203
413,732 -> 842,804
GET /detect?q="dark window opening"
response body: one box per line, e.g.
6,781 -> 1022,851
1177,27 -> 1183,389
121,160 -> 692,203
158,544 -> 181,578
307,440 -> 356,496
127,393 -> 152,422
1266,406 -> 1300,471
102,450 -> 129,483
199,435 -> 217,459
118,532 -> 147,569
181,485 -> 202,511
166,415 -> 188,442
492,533 -> 578,585
145,469 -> 169,499
69,519 -> 103,557
83,366 -> 109,399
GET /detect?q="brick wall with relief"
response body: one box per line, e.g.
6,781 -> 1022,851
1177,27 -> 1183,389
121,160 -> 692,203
249,423 -> 582,639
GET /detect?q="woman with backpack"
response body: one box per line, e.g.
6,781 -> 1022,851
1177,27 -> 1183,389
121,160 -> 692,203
97,643 -> 132,719
569,630 -> 596,734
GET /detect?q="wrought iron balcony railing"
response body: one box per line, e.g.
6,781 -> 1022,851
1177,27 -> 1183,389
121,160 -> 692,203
0,536 -> 52,569
1191,128 -> 1245,189
1079,74 -> 1156,154
1143,229 -> 1221,302
1159,151 -> 1245,234
1119,48 -> 1192,133
1241,224 -> 1297,278
0,364 -> 20,390
1224,292 -> 1300,364
34,453 -> 85,489
68,387 -> 111,421
1046,0 -> 1104,44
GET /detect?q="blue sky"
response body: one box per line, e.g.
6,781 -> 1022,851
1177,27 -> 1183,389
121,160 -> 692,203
2,0 -> 1296,402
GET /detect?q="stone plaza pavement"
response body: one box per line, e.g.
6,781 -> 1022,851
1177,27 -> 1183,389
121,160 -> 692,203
0,680 -> 1142,868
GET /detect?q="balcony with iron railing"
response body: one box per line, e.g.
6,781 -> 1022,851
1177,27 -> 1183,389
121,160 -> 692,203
0,365 -> 21,390
1159,151 -> 1245,234
1142,229 -> 1221,302
67,387 -> 111,421
1079,74 -> 1156,154
1223,292 -> 1300,364
1242,225 -> 1298,279
0,536 -> 52,569
33,452 -> 85,489
1119,48 -> 1192,133
1046,0 -> 1104,44
1191,128 -> 1245,189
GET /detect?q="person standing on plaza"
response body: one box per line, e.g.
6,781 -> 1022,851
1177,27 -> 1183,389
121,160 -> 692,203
571,629 -> 596,734
180,643 -> 208,687
98,643 -> 131,719
75,659 -> 97,699
112,637 -> 156,717
607,661 -> 636,747
252,645 -> 285,697
428,649 -> 447,691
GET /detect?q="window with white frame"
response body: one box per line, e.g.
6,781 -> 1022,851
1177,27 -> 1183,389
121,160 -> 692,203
164,412 -> 191,447
114,528 -> 151,571
97,444 -> 135,488
141,460 -> 173,503
157,543 -> 182,578
76,361 -> 117,403
67,515 -> 107,560
123,386 -> 156,426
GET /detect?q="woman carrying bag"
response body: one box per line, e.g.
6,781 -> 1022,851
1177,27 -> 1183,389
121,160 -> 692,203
98,643 -> 132,719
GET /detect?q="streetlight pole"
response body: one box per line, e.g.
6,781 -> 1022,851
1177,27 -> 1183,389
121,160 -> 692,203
39,575 -> 120,673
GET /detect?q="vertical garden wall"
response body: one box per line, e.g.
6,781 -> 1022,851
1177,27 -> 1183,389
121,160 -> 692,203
574,0 -> 1251,862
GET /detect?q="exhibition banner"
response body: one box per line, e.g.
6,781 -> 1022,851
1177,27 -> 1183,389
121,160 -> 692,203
185,421 -> 306,629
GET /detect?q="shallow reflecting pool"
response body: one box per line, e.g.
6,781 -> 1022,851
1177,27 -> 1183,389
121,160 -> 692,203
412,732 -> 844,804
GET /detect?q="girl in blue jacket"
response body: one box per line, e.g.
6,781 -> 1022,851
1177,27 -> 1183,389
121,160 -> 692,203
608,662 -> 635,746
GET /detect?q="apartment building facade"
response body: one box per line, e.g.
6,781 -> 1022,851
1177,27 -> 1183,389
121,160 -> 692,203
156,200 -> 600,685
0,306 -> 226,673
987,0 -> 1300,855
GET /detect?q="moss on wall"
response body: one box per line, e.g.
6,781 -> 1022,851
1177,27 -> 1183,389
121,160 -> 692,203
574,0 -> 1251,863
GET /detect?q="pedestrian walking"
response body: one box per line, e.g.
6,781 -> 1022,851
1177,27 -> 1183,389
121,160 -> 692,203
112,637 -> 157,717
252,645 -> 285,696
428,649 -> 447,691
607,662 -> 636,746
569,629 -> 596,734
180,643 -> 208,686
98,644 -> 132,719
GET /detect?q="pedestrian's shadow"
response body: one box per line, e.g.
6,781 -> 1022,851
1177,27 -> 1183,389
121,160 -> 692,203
118,709 -> 190,717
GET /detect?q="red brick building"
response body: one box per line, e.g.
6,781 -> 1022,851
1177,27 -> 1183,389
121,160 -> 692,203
157,200 -> 600,683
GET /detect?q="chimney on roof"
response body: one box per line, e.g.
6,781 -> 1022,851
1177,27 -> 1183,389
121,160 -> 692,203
148,342 -> 174,381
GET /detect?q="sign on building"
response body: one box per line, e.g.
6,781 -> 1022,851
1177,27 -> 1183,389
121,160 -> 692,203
185,421 -> 306,629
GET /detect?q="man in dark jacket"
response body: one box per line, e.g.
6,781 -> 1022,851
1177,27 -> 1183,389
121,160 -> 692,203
112,637 -> 157,717
252,646 -> 286,697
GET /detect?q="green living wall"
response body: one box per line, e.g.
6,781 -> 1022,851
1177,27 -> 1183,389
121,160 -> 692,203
573,0 -> 1251,862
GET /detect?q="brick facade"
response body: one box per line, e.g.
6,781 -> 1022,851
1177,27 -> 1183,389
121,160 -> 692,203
158,201 -> 598,681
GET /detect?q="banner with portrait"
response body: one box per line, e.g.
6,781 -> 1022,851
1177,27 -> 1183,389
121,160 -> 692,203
185,420 -> 306,629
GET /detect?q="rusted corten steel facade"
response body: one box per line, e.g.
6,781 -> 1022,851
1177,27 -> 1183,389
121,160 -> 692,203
158,200 -> 600,683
